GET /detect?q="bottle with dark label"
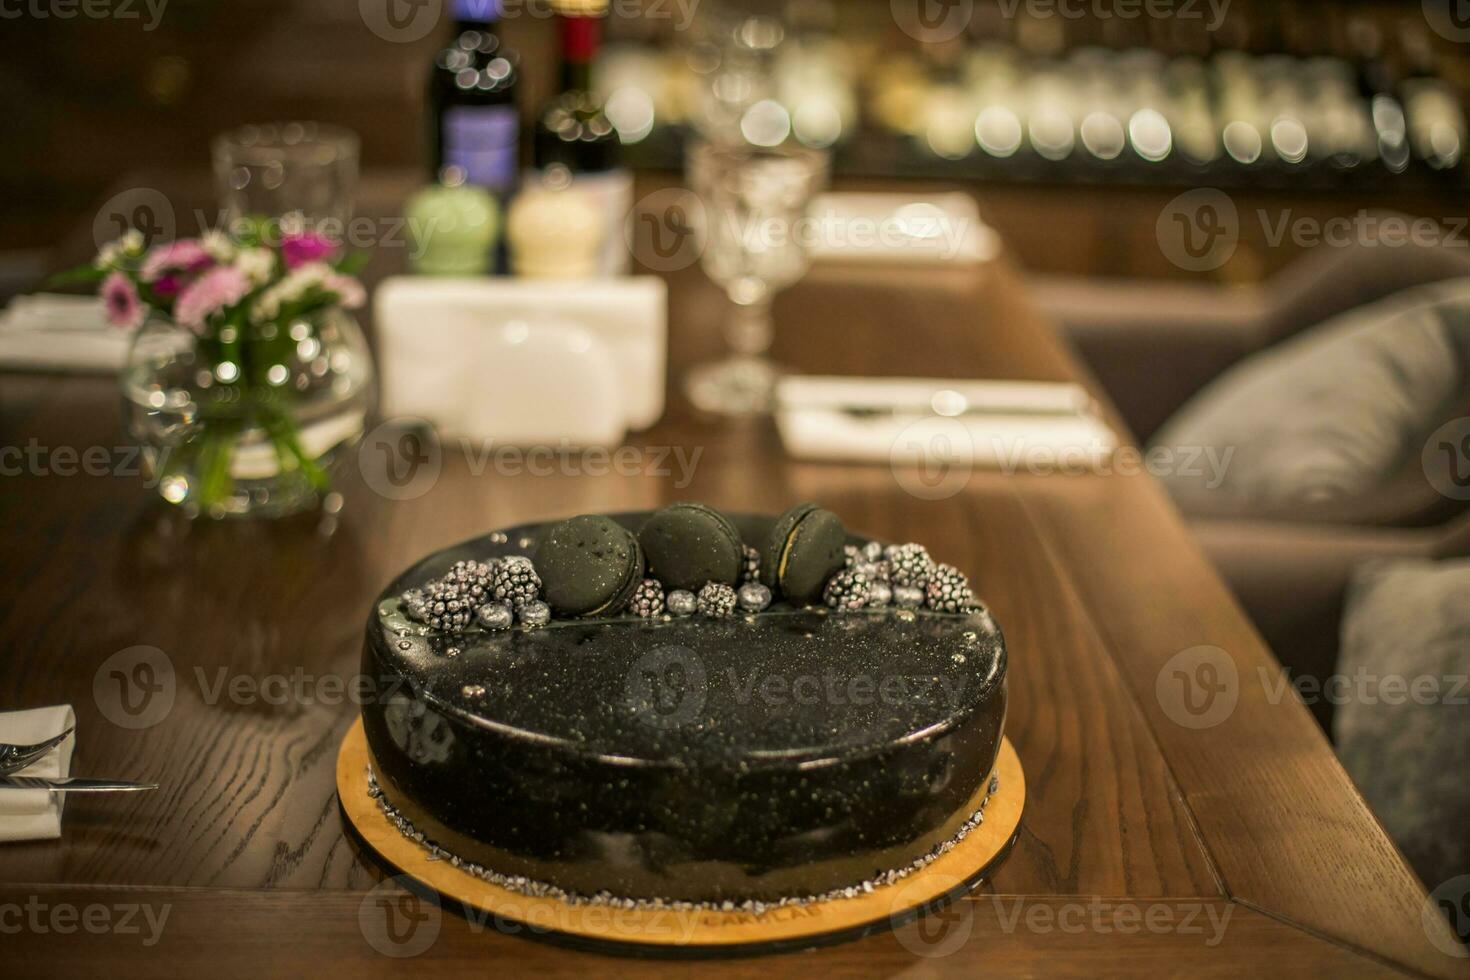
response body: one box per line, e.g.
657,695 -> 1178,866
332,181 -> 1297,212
429,0 -> 521,197
533,0 -> 631,275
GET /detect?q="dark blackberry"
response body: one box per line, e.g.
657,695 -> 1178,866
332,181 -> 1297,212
628,578 -> 666,618
421,579 -> 477,632
697,582 -> 738,619
741,545 -> 761,584
925,563 -> 974,613
494,556 -> 542,611
441,560 -> 496,605
823,567 -> 871,610
888,543 -> 935,589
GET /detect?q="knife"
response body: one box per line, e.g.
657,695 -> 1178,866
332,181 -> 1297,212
0,776 -> 158,792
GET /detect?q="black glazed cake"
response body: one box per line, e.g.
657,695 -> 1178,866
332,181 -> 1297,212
361,507 -> 1008,907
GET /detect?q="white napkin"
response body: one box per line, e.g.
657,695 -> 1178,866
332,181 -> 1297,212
0,705 -> 76,842
775,376 -> 1117,468
806,192 -> 1001,265
0,294 -> 130,373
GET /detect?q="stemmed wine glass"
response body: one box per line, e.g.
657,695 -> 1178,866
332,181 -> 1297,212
684,141 -> 829,416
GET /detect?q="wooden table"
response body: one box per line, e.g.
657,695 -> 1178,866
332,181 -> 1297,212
4,172 -> 1465,978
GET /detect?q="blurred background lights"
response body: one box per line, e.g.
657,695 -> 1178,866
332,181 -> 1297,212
740,99 -> 791,147
975,106 -> 1023,157
1128,108 -> 1173,162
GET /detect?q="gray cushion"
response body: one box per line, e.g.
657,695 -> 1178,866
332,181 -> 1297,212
1333,557 -> 1470,887
1151,278 -> 1470,511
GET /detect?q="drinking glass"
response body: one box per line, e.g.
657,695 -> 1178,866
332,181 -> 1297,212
212,122 -> 360,231
685,141 -> 829,416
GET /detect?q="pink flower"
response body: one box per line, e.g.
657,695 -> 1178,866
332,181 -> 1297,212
281,231 -> 338,270
325,273 -> 365,310
174,266 -> 251,333
101,271 -> 144,331
140,239 -> 213,283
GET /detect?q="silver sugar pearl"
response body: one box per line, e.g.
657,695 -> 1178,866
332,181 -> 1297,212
861,541 -> 884,562
518,600 -> 551,627
737,582 -> 772,613
894,585 -> 924,608
667,589 -> 697,616
475,601 -> 514,630
868,582 -> 893,607
462,683 -> 486,697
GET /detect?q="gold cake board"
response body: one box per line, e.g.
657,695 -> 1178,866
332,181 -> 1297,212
337,718 -> 1024,956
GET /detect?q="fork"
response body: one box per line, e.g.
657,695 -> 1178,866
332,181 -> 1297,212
0,727 -> 75,775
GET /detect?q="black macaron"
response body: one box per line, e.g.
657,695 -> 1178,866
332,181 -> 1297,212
761,502 -> 847,604
638,502 -> 744,593
535,515 -> 645,617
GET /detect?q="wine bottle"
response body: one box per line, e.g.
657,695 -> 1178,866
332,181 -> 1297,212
534,0 -> 631,276
428,0 -> 521,197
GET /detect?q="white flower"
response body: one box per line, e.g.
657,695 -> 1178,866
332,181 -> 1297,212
201,229 -> 236,262
232,248 -> 275,286
251,262 -> 331,323
93,229 -> 145,269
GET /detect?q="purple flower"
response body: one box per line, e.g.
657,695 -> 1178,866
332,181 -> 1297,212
152,274 -> 182,299
280,231 -> 338,270
140,239 -> 213,283
101,271 -> 144,331
175,266 -> 251,333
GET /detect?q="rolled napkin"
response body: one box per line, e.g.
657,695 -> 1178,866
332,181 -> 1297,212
0,705 -> 77,842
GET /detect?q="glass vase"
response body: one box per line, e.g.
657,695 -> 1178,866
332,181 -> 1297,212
122,309 -> 375,519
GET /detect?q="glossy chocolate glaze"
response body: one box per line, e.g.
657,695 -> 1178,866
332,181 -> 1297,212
361,513 -> 1008,903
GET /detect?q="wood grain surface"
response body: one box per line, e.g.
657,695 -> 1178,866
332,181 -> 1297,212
2,171 -> 1465,977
